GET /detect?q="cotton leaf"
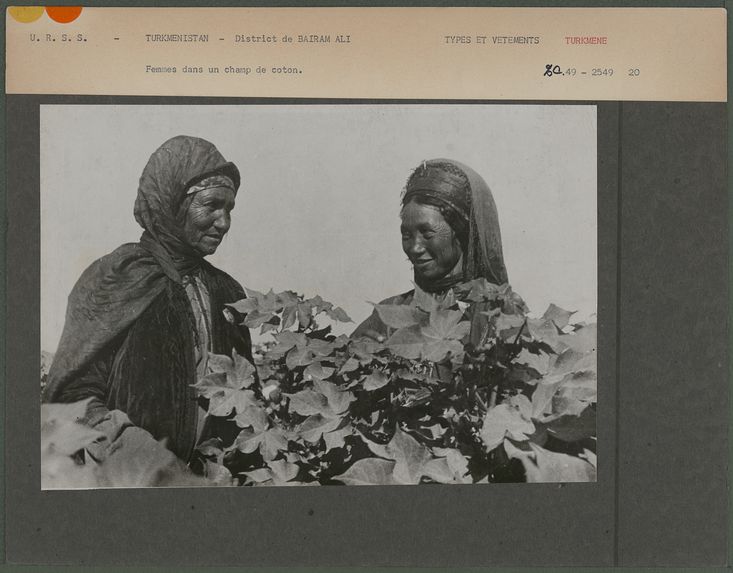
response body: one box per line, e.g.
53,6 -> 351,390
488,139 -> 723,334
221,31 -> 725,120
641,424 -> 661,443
260,320 -> 280,335
423,448 -> 470,483
412,285 -> 439,313
384,427 -> 432,485
339,357 -> 360,374
94,429 -> 203,488
268,459 -> 299,484
234,427 -> 288,461
459,278 -> 503,302
552,346 -> 596,377
436,289 -> 458,310
495,313 -> 524,340
559,323 -> 597,355
209,387 -> 258,417
207,350 -> 256,389
516,348 -> 552,376
205,461 -> 234,486
243,309 -> 278,329
270,331 -> 307,355
243,468 -> 274,483
281,304 -> 298,330
349,339 -> 385,364
297,301 -> 313,329
445,448 -> 470,478
548,370 -> 597,418
303,363 -> 335,381
527,317 -> 563,350
275,289 -> 300,307
480,403 -> 535,452
285,346 -> 316,370
194,371 -> 260,417
298,414 -> 342,443
326,306 -> 352,323
333,458 -> 400,486
192,372 -> 227,398
331,334 -> 350,349
422,339 -> 464,363
531,378 -> 564,419
306,338 -> 334,357
386,325 -> 425,360
373,304 -> 426,329
314,380 -> 355,414
363,370 -> 389,391
545,407 -> 596,442
307,294 -> 330,312
521,444 -> 596,483
233,405 -> 269,431
542,303 -> 576,330
247,288 -> 279,313
419,310 -> 470,362
503,438 -> 534,461
225,298 -> 259,315
323,423 -> 353,450
559,370 -> 597,401
507,394 -> 533,421
363,437 -> 391,460
287,389 -> 331,417
580,448 -> 597,468
233,428 -> 262,454
420,423 -> 446,440
426,309 -> 468,339
195,438 -> 224,459
422,457 -> 456,483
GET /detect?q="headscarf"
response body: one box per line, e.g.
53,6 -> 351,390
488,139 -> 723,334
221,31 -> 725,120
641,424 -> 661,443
44,135 -> 240,402
134,136 -> 240,282
402,158 -> 508,291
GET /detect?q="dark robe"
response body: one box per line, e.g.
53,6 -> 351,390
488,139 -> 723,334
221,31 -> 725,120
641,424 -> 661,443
44,252 -> 252,461
43,136 -> 251,463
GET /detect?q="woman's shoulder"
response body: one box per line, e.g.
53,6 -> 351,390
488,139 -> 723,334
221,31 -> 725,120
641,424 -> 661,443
71,243 -> 146,288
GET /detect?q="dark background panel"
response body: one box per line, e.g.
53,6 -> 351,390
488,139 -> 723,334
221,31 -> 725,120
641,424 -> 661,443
617,102 -> 728,566
1,95 -> 614,567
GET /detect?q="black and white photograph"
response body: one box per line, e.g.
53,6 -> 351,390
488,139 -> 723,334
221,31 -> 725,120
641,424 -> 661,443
40,104 -> 597,488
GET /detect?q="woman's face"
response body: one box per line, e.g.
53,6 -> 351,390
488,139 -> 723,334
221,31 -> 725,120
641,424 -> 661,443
182,186 -> 236,256
400,201 -> 463,284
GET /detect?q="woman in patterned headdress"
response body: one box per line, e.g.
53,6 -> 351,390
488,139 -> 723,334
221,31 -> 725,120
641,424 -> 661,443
352,158 -> 509,344
43,135 -> 254,469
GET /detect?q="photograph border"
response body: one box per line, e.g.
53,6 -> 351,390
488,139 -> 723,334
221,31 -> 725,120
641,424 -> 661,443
2,0 -> 730,569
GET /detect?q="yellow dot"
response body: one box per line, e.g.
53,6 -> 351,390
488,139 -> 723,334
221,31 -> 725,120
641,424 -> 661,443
8,6 -> 45,23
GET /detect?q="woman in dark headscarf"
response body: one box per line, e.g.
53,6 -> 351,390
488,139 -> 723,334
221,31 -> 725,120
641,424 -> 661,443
43,135 -> 253,466
352,158 -> 509,343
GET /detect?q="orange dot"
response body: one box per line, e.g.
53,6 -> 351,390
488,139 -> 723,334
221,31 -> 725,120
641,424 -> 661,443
8,6 -> 45,23
45,6 -> 82,23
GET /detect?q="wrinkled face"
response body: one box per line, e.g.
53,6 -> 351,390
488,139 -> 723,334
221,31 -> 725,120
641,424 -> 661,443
400,201 -> 463,283
182,186 -> 236,256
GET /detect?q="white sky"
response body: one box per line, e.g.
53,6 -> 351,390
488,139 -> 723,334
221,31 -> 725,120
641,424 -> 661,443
41,104 -> 597,351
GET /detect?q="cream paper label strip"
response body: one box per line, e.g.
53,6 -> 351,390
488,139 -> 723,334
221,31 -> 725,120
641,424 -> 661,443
6,7 -> 727,101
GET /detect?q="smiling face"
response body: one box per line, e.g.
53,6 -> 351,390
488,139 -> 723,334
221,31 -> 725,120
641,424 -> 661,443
182,186 -> 236,256
400,200 -> 463,285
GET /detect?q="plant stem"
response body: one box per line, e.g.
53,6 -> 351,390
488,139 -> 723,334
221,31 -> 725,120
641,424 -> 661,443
488,385 -> 498,409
